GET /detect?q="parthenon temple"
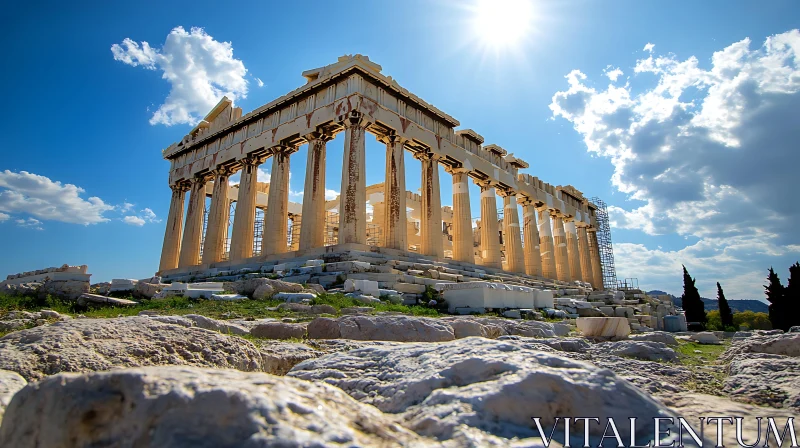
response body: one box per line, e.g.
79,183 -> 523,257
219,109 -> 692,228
158,55 -> 606,290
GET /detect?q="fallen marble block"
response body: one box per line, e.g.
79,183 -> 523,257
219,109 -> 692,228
209,294 -> 248,301
78,293 -> 137,307
576,317 -> 630,338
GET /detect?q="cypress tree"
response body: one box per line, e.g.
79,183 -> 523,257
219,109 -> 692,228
681,265 -> 707,325
787,262 -> 800,328
717,282 -> 733,329
765,267 -> 786,331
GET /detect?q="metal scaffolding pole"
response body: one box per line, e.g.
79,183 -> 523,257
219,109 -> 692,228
589,196 -> 618,290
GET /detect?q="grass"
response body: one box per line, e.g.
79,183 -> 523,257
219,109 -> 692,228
675,340 -> 729,367
674,339 -> 730,395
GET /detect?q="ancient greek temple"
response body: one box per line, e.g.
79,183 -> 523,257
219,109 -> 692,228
158,55 -> 606,289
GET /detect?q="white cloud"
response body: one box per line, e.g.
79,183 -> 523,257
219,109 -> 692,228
325,189 -> 339,201
123,216 -> 146,226
121,202 -> 134,213
0,212 -> 8,222
643,42 -> 655,53
228,167 -> 270,186
16,218 -> 43,231
0,171 -> 114,225
604,66 -> 624,82
256,77 -> 264,87
550,29 -> 800,299
112,26 -> 248,126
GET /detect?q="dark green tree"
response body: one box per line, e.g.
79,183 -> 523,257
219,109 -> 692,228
681,265 -> 707,325
716,282 -> 734,329
786,262 -> 800,328
765,267 -> 787,331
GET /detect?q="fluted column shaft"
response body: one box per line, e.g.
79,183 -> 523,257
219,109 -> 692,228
450,170 -> 473,263
479,184 -> 501,269
299,133 -> 331,250
577,226 -> 596,287
202,168 -> 232,264
159,184 -> 188,273
588,229 -> 605,289
178,177 -> 207,268
565,219 -> 583,283
537,209 -> 557,279
263,147 -> 292,255
501,193 -> 525,273
382,134 -> 407,251
521,203 -> 542,277
552,213 -> 571,282
419,153 -> 443,258
229,157 -> 262,261
338,112 -> 367,245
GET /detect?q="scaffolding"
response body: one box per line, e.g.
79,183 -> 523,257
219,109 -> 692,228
589,196 -> 618,290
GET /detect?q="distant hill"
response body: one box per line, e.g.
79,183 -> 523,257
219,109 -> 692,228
646,290 -> 769,313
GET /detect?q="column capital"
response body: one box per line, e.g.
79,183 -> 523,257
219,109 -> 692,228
242,153 -> 268,167
413,149 -> 440,162
377,132 -> 406,146
270,144 -> 298,156
444,163 -> 470,175
474,178 -> 497,189
305,129 -> 334,143
170,181 -> 191,193
212,165 -> 235,178
338,110 -> 369,129
496,188 -> 518,198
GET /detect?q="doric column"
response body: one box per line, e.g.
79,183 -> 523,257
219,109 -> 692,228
478,182 -> 501,269
537,207 -> 557,279
500,191 -> 525,273
587,229 -> 604,289
565,218 -> 583,284
229,155 -> 264,261
577,226 -> 596,288
178,176 -> 208,268
299,131 -> 332,251
338,111 -> 368,245
202,167 -> 233,264
520,200 -> 542,277
263,146 -> 293,256
552,213 -> 571,282
382,133 -> 407,251
448,167 -> 473,263
158,183 -> 188,273
417,151 -> 443,258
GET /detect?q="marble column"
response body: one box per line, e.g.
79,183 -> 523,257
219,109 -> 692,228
565,218 -> 583,284
178,176 -> 207,268
229,156 -> 263,261
537,208 -> 557,279
479,183 -> 501,269
299,132 -> 332,250
577,226 -> 596,288
501,192 -> 525,273
552,213 -> 571,282
520,201 -> 542,277
418,152 -> 443,258
449,168 -> 473,263
263,146 -> 292,256
338,111 -> 367,245
382,133 -> 407,251
159,183 -> 188,273
588,229 -> 605,289
202,167 -> 233,265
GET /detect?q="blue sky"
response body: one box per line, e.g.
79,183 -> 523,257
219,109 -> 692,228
1,0 -> 798,299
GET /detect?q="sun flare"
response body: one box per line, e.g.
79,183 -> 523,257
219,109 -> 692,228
471,0 -> 536,50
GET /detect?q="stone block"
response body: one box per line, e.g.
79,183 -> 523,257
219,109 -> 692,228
393,283 -> 426,294
576,317 -> 630,338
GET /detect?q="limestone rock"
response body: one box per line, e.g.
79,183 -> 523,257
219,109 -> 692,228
257,342 -> 319,375
39,279 -> 89,300
0,317 -> 269,381
250,322 -> 307,340
148,315 -> 195,327
133,281 -> 167,299
724,353 -> 800,409
592,341 -> 678,362
576,317 -> 630,338
252,283 -> 275,300
690,331 -> 720,345
0,369 -> 26,422
304,283 -> 326,295
589,356 -> 692,394
340,306 -> 374,315
629,331 -> 678,346
289,337 -> 674,444
311,304 -> 336,315
337,315 -> 455,342
721,332 -> 800,362
226,278 -> 304,297
446,319 -> 489,338
0,366 -> 430,447
183,314 -> 249,336
307,318 -> 342,339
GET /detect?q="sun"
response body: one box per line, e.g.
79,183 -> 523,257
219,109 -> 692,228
470,0 -> 536,51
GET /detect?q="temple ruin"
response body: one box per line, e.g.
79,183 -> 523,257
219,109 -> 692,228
157,55 -> 607,290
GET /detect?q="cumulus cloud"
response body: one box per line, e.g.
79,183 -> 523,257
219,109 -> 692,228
550,29 -> 800,298
16,218 -> 43,230
325,189 -> 339,201
0,171 -> 114,225
643,43 -> 655,53
123,207 -> 160,226
112,26 -> 248,126
123,216 -> 146,226
604,66 -> 624,82
0,212 -> 8,222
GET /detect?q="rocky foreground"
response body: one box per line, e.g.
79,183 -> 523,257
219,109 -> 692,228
0,312 -> 797,447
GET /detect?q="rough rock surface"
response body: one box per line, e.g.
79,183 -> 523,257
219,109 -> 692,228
629,331 -> 678,346
182,314 -> 249,335
0,317 -> 271,381
690,332 -> 721,345
0,366 -> 431,447
288,337 -> 675,444
256,342 -> 319,375
337,315 -> 455,342
250,322 -> 307,340
592,340 -> 678,362
225,278 -> 303,298
724,353 -> 800,410
589,356 -> 693,394
0,369 -> 26,422
720,332 -> 800,362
